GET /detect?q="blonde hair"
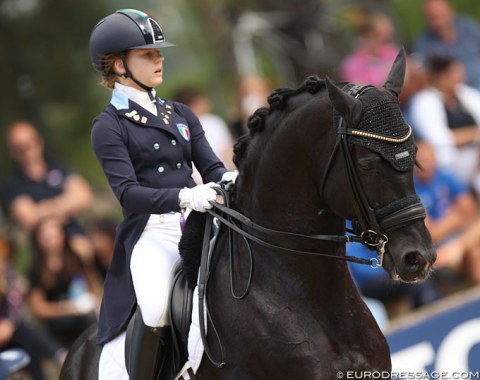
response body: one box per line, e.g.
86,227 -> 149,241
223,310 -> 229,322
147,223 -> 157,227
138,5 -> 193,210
100,53 -> 123,89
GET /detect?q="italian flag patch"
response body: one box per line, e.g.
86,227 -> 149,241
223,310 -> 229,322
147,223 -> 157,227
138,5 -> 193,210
176,124 -> 190,141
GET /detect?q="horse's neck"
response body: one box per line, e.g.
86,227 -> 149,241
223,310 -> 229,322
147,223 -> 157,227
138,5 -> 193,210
234,186 -> 353,301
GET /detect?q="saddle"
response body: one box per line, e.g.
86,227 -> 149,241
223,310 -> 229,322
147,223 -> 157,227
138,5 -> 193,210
169,263 -> 194,373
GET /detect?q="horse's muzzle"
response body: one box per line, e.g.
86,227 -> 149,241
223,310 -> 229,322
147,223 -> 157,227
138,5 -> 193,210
398,249 -> 433,282
382,227 -> 436,283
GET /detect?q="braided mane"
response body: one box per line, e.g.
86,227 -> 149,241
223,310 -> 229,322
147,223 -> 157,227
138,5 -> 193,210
179,76 -> 327,286
233,75 -> 326,168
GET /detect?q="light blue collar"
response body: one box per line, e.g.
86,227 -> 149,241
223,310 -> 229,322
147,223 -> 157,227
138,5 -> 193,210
110,90 -> 130,110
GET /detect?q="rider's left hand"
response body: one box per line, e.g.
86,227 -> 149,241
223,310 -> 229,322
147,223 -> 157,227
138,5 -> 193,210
221,170 -> 239,184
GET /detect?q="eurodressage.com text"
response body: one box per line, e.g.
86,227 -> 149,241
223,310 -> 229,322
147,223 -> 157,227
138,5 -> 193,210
336,371 -> 480,379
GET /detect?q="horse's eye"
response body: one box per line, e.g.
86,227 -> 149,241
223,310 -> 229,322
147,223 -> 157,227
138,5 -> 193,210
357,157 -> 379,171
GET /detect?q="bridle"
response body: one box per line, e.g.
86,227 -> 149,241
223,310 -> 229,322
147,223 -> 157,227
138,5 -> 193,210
319,83 -> 426,267
196,83 -> 427,368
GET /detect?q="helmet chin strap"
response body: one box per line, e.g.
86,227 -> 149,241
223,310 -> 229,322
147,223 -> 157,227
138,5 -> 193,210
120,52 -> 156,101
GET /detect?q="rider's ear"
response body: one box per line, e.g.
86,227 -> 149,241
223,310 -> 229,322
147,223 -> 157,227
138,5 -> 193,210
382,47 -> 406,97
325,76 -> 359,122
113,58 -> 126,76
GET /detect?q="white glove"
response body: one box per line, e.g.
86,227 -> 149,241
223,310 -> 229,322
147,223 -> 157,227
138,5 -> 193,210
178,183 -> 219,212
221,170 -> 239,184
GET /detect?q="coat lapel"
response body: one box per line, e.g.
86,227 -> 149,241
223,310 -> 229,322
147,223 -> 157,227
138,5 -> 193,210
117,98 -> 177,135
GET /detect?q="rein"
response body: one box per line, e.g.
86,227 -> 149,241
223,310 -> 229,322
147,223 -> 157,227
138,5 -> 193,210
208,195 -> 375,265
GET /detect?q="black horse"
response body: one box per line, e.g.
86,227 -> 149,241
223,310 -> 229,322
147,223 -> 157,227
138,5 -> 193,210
60,48 -> 436,379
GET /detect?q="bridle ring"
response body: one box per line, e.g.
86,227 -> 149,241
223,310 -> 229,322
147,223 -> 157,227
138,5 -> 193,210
360,230 -> 389,248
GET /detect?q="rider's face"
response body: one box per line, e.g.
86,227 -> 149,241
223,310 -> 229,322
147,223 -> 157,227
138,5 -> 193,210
118,48 -> 165,90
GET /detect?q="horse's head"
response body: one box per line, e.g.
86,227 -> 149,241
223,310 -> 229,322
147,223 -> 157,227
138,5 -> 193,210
324,48 -> 436,282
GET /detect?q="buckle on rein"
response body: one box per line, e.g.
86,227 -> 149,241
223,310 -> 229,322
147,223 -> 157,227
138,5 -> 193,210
360,230 -> 389,269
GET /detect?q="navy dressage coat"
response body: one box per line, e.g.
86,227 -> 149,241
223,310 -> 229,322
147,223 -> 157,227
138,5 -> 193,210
91,91 -> 226,344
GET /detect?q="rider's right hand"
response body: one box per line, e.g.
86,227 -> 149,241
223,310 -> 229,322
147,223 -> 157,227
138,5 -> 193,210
178,183 -> 219,212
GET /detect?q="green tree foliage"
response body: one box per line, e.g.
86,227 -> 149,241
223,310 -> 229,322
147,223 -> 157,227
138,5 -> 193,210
0,0 -> 111,184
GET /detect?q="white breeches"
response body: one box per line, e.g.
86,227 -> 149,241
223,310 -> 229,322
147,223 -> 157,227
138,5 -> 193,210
99,212 -> 183,380
130,213 -> 183,327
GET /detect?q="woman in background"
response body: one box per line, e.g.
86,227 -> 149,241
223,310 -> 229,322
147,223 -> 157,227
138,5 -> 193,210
28,217 -> 101,347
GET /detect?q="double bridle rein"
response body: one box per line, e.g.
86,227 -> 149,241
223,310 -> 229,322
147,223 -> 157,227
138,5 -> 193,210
197,84 -> 426,368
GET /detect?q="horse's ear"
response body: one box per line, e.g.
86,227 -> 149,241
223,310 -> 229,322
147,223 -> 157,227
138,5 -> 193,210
325,76 -> 357,120
382,47 -> 406,97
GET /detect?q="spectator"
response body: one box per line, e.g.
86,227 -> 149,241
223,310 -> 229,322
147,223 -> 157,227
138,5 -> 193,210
88,217 -> 117,280
436,218 -> 480,284
341,10 -> 400,88
413,0 -> 480,91
232,74 -> 271,138
174,88 -> 235,170
414,140 -> 480,285
409,55 -> 480,192
27,217 -> 100,347
174,87 -> 236,183
0,231 -> 66,380
1,121 -> 94,264
399,54 -> 428,122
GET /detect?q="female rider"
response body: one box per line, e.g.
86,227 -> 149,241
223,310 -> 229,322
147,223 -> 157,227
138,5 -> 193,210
89,9 -> 234,379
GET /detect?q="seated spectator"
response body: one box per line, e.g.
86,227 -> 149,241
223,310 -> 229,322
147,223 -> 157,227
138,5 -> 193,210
409,55 -> 480,192
1,121 -> 94,264
341,9 -> 400,88
87,217 -> 117,280
413,0 -> 480,92
27,217 -> 101,347
436,218 -> 480,284
414,140 -> 480,285
0,231 -> 66,380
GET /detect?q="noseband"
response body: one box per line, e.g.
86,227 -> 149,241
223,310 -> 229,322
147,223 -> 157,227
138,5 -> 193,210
321,84 -> 426,266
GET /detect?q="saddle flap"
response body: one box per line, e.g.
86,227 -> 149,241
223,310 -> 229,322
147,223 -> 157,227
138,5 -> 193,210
169,264 -> 194,365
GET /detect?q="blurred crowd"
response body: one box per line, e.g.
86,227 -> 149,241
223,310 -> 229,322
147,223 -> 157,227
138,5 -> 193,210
1,0 -> 480,377
342,0 -> 480,327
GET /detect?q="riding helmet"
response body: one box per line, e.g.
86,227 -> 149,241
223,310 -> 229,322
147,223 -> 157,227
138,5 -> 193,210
89,9 -> 175,72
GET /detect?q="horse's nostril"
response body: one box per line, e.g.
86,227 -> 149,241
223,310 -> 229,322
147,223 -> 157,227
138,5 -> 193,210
404,251 -> 425,268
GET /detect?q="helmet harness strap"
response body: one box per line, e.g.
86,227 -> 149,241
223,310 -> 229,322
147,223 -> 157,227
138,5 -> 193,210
120,52 -> 156,102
